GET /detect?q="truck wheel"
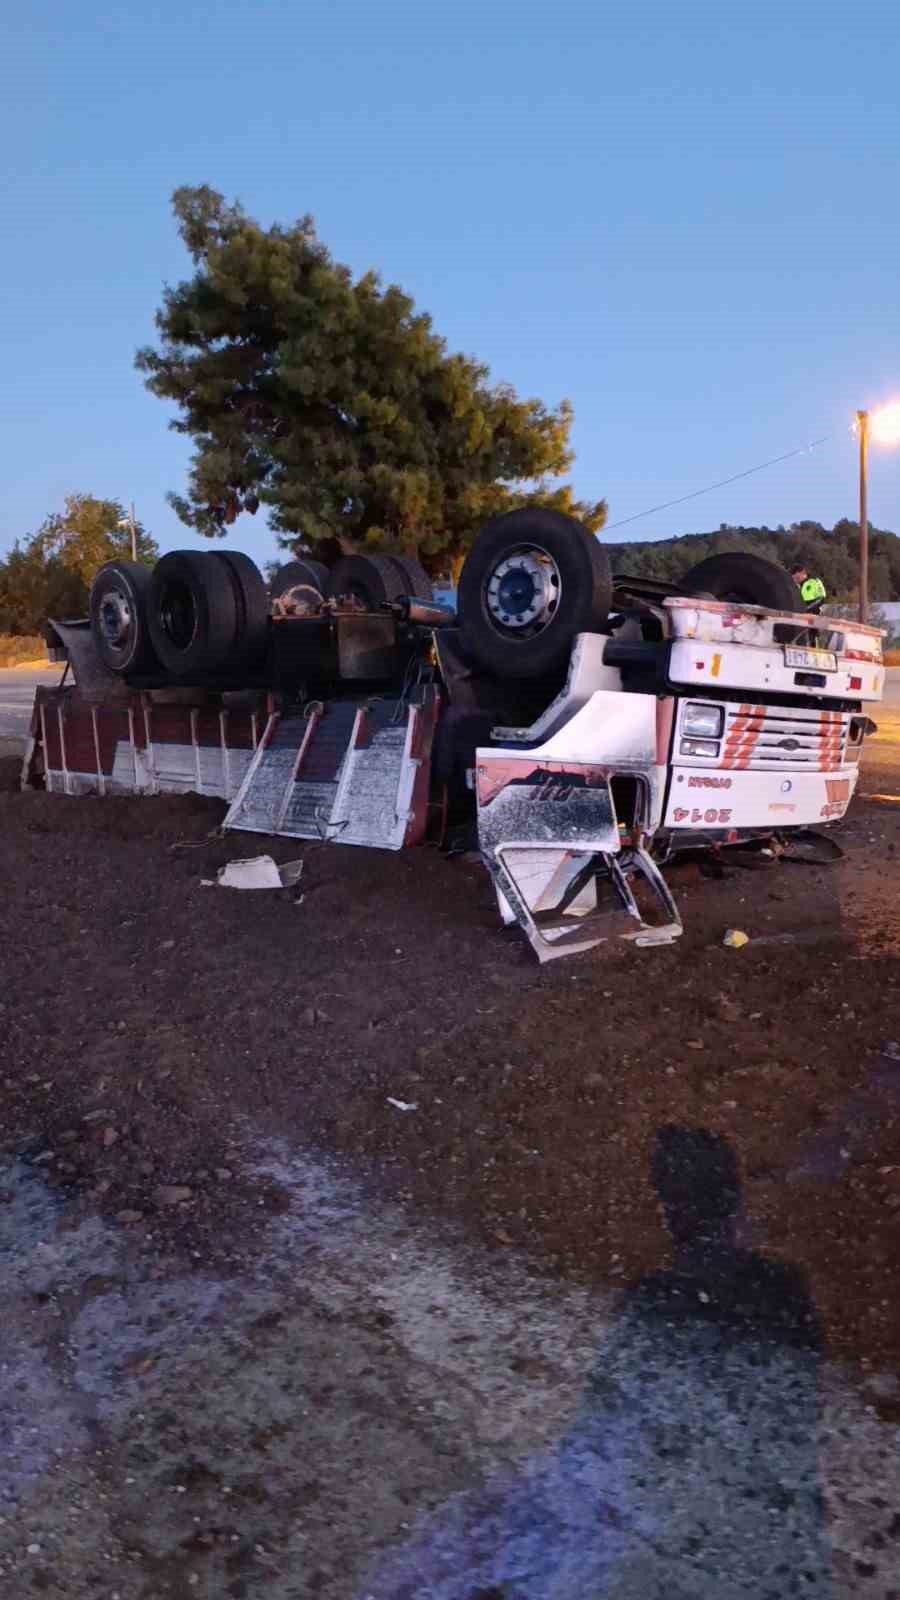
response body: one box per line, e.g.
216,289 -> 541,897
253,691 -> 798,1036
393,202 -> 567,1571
681,553 -> 800,611
148,551 -> 238,677
327,554 -> 407,608
457,509 -> 612,678
208,550 -> 269,666
385,554 -> 433,601
271,558 -> 330,601
90,561 -> 159,675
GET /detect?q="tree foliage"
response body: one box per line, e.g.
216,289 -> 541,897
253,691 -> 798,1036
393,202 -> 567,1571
137,185 -> 606,568
0,494 -> 157,635
606,519 -> 900,602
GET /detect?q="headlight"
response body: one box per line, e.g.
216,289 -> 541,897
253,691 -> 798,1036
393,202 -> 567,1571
683,702 -> 724,738
680,737 -> 720,758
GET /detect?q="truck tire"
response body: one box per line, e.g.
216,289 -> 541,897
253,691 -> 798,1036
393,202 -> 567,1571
148,551 -> 238,677
327,554 -> 407,608
89,561 -> 159,676
271,558 -> 330,600
457,508 -> 612,679
208,550 -> 269,666
681,553 -> 800,611
385,554 -> 433,601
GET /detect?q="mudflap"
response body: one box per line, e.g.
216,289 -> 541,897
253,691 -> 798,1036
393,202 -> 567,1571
476,763 -> 682,962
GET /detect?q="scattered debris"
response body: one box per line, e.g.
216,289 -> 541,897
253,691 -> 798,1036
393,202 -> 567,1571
386,1097 -> 418,1113
214,856 -> 303,891
154,1185 -> 193,1207
116,1209 -> 144,1224
779,829 -> 845,865
723,928 -> 749,949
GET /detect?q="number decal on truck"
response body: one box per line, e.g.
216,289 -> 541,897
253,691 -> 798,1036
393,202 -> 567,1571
673,807 -> 733,825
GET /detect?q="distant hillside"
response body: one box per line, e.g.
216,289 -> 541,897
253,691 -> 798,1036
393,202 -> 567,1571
604,519 -> 900,602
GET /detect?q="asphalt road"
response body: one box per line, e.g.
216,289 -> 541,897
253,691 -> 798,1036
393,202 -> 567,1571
866,664 -> 900,783
0,664 -> 62,740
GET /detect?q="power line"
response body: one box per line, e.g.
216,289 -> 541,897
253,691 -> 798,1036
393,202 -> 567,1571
604,436 -> 830,533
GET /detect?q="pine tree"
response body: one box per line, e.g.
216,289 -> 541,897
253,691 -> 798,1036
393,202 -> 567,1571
137,186 -> 606,568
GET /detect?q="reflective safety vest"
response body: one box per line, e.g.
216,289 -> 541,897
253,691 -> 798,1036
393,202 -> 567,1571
800,576 -> 826,604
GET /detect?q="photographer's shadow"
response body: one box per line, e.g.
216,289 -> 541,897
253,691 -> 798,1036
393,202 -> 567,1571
363,1126 -> 832,1600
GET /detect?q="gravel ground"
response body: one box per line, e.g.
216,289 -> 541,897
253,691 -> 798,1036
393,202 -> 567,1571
1,745 -> 899,1597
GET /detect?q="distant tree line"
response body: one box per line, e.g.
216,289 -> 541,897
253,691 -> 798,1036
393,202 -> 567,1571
606,519 -> 900,603
0,494 -> 157,636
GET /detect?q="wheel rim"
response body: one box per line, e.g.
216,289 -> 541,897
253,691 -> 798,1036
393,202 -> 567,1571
158,578 -> 198,651
484,546 -> 561,637
98,588 -> 133,653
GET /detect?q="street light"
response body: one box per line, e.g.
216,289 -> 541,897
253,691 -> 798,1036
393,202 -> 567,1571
117,502 -> 138,562
855,404 -> 900,624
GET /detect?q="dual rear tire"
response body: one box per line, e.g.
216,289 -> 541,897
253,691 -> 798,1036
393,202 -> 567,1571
90,549 -> 269,679
148,549 -> 269,676
326,552 -> 433,607
90,546 -> 435,680
89,561 -> 159,676
271,551 -> 433,609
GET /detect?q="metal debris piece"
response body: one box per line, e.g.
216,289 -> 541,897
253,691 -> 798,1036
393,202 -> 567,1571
215,856 -> 303,890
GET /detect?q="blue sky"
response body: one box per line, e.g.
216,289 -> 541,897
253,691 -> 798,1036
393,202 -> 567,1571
4,0 -> 900,569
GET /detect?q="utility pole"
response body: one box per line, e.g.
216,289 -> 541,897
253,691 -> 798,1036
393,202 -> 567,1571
856,410 -> 869,625
118,503 -> 139,560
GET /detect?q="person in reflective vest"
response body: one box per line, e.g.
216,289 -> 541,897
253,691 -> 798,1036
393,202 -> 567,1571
791,565 -> 827,613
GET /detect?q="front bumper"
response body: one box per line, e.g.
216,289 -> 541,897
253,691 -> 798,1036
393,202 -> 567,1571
663,762 -> 861,832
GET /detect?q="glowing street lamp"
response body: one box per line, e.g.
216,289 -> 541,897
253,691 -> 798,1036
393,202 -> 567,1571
867,403 -> 900,445
855,405 -> 900,623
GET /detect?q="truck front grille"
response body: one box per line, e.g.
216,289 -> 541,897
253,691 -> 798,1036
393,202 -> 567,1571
718,703 -> 849,771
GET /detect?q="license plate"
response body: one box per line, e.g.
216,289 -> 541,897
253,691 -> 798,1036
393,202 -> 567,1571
784,646 -> 837,672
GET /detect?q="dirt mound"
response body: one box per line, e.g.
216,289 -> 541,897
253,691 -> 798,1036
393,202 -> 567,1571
1,763 -> 899,1376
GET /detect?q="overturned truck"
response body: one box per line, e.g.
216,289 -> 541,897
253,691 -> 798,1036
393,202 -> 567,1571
25,510 -> 884,960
